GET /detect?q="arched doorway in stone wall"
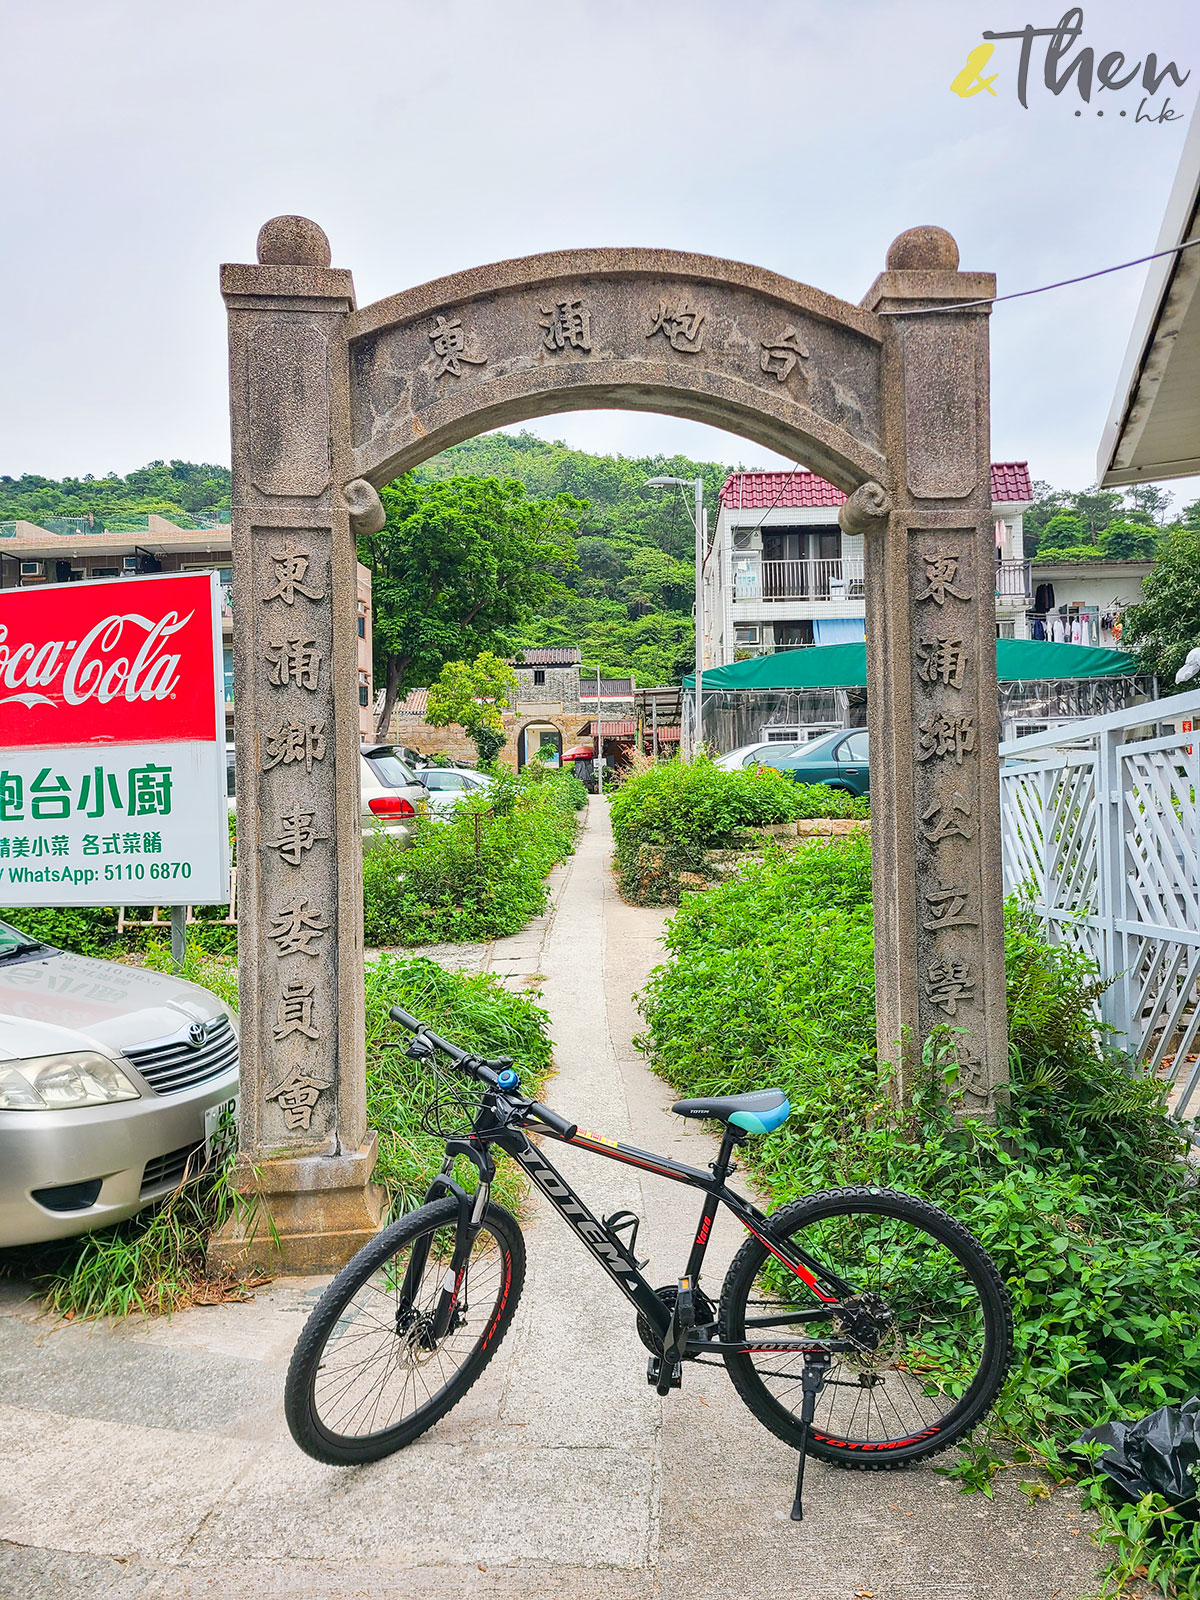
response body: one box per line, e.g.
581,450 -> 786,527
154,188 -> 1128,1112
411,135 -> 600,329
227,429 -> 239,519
516,721 -> 563,770
215,216 -> 1009,1269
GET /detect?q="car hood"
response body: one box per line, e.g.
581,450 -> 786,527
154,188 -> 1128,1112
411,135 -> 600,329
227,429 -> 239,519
0,948 -> 235,1062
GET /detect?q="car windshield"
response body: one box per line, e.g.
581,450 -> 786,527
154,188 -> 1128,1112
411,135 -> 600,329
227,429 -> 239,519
0,920 -> 43,959
365,751 -> 418,787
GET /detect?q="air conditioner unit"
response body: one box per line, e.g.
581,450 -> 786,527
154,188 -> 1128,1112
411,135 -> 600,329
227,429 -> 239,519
123,554 -> 139,572
19,561 -> 44,577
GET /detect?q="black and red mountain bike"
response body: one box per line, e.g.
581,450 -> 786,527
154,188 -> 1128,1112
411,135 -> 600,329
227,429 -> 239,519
285,1007 -> 1013,1519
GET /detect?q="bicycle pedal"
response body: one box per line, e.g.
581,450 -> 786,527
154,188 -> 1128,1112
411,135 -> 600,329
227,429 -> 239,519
647,1355 -> 682,1391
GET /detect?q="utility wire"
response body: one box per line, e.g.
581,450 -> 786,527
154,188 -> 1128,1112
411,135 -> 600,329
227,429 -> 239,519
877,235 -> 1200,316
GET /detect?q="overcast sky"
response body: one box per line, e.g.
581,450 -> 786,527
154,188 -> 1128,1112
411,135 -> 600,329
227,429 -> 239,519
4,0 -> 1198,503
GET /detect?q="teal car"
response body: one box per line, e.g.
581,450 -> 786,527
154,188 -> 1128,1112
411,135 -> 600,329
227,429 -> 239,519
755,728 -> 870,796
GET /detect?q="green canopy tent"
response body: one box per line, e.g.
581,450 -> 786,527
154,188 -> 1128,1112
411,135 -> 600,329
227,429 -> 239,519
682,640 -> 1151,752
683,639 -> 1138,692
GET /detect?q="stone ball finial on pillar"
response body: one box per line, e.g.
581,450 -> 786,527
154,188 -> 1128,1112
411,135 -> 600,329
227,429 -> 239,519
885,226 -> 960,272
256,215 -> 332,267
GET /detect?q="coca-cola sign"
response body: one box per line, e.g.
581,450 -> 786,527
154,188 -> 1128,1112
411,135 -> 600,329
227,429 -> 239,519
0,573 -> 220,748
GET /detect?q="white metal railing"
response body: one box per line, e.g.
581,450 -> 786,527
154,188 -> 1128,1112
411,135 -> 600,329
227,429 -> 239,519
999,690 -> 1200,1127
732,555 -> 1031,604
996,558 -> 1032,600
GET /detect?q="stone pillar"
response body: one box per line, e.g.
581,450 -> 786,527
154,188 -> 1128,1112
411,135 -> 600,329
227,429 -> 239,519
851,226 -> 1008,1115
210,216 -> 385,1272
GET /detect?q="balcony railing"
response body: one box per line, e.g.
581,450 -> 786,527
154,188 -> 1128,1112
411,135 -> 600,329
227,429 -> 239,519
734,558 -> 866,602
732,555 -> 1032,603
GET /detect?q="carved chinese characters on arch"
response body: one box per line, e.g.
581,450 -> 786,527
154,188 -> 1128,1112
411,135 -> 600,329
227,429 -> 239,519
760,327 -> 809,383
540,298 -> 592,353
910,535 -> 988,1105
346,259 -> 885,488
428,314 -> 486,379
647,298 -> 706,353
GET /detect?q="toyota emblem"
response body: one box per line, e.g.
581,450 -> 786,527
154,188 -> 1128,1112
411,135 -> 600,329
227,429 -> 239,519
187,1021 -> 210,1050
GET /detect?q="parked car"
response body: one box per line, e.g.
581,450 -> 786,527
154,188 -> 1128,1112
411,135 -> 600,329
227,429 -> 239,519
715,739 -> 807,771
756,728 -> 870,796
413,765 -> 495,816
0,920 -> 239,1247
226,743 -> 430,846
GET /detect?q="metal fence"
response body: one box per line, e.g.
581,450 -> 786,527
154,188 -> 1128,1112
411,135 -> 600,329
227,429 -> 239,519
999,689 -> 1200,1127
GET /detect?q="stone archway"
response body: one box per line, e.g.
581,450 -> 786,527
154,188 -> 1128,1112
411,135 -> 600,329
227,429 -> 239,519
213,216 -> 1008,1270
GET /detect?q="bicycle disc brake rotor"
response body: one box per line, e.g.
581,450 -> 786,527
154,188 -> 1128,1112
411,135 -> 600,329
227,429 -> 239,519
636,1284 -> 717,1354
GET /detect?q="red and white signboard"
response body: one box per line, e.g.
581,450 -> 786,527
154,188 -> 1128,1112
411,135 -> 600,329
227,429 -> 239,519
0,573 -> 229,907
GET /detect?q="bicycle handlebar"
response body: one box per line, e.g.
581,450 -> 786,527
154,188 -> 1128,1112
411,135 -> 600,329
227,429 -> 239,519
389,1004 -> 577,1137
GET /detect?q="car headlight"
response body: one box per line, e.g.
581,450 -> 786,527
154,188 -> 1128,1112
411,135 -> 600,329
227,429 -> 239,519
0,1053 -> 141,1111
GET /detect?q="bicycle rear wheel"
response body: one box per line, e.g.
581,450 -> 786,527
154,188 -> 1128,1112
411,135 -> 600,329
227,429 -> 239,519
719,1186 -> 1012,1468
285,1195 -> 525,1464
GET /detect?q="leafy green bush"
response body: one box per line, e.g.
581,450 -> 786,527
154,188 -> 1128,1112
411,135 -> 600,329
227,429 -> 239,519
609,753 -> 868,904
0,902 -> 237,958
363,770 -> 581,945
637,839 -> 1200,1595
365,954 -> 553,1213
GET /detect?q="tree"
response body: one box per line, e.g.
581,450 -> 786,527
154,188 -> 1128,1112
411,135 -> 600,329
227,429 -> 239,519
1098,519 -> 1157,560
1038,512 -> 1090,551
424,653 -> 519,765
364,474 -> 580,733
1123,483 -> 1174,526
619,546 -> 695,613
1122,524 -> 1200,684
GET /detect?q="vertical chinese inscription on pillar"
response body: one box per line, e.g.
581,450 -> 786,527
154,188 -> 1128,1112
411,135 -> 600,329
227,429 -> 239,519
259,536 -> 335,1143
910,538 -> 987,1105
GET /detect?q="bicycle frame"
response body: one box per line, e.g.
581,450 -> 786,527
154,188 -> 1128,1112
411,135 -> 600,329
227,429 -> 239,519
429,1088 -> 860,1358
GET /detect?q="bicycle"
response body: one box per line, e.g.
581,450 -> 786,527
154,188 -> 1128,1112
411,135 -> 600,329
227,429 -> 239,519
285,1006 -> 1014,1521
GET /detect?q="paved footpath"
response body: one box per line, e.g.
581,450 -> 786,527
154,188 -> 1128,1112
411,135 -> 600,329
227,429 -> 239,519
0,801 -> 1101,1600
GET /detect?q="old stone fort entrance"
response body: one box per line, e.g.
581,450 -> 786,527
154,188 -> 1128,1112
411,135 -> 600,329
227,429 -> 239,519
213,215 -> 1007,1269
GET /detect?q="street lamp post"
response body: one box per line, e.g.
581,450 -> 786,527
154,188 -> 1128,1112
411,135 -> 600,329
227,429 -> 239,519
645,475 -> 705,756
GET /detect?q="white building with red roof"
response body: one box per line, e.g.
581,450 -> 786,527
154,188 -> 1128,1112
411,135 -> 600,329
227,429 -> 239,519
704,464 -> 1035,668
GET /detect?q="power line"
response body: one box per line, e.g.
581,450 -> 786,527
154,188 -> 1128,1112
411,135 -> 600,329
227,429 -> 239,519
876,235 -> 1200,316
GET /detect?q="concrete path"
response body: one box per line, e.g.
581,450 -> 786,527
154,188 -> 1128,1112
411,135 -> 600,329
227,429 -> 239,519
0,801 -> 1101,1600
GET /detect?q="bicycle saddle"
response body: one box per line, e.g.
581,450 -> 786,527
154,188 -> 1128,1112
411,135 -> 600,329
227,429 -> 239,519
671,1089 -> 791,1135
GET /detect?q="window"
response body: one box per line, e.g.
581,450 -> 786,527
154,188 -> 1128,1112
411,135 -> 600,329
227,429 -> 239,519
734,625 -> 760,645
359,684 -> 369,706
91,568 -> 119,579
424,772 -> 465,791
774,621 -> 814,647
357,615 -> 366,638
534,669 -> 546,686
837,731 -> 869,763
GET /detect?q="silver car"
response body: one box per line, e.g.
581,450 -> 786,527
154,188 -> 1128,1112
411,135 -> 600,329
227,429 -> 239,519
226,742 -> 430,846
0,920 -> 239,1248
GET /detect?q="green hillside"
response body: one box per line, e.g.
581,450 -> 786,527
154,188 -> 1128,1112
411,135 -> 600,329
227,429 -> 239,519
0,462 -> 232,527
414,431 -> 740,682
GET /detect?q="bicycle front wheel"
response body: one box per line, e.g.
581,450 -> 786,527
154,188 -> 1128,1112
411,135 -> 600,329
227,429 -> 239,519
719,1187 -> 1012,1468
285,1196 -> 525,1464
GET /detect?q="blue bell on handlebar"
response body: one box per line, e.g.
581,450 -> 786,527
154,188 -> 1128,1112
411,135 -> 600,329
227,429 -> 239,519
496,1068 -> 519,1091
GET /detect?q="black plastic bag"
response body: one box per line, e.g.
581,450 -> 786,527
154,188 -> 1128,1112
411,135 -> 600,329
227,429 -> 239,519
1080,1398 -> 1200,1507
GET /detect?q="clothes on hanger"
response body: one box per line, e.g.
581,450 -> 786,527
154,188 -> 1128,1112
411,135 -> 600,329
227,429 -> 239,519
1034,582 -> 1055,614
1031,616 -> 1046,641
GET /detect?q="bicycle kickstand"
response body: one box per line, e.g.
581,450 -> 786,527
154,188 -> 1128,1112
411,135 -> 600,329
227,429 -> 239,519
790,1351 -> 832,1523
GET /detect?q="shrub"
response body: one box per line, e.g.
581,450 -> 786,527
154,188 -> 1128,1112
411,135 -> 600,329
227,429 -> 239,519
363,769 -> 581,945
637,839 -> 1200,1594
609,753 -> 867,904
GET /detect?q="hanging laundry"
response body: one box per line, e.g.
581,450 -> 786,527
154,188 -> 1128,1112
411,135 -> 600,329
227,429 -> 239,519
1071,616 -> 1082,645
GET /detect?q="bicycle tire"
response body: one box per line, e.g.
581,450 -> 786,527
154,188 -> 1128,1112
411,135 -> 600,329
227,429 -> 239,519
285,1196 -> 525,1465
719,1186 -> 1012,1469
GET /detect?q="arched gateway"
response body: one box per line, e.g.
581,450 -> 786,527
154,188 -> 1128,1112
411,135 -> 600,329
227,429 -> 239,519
212,216 -> 1008,1271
